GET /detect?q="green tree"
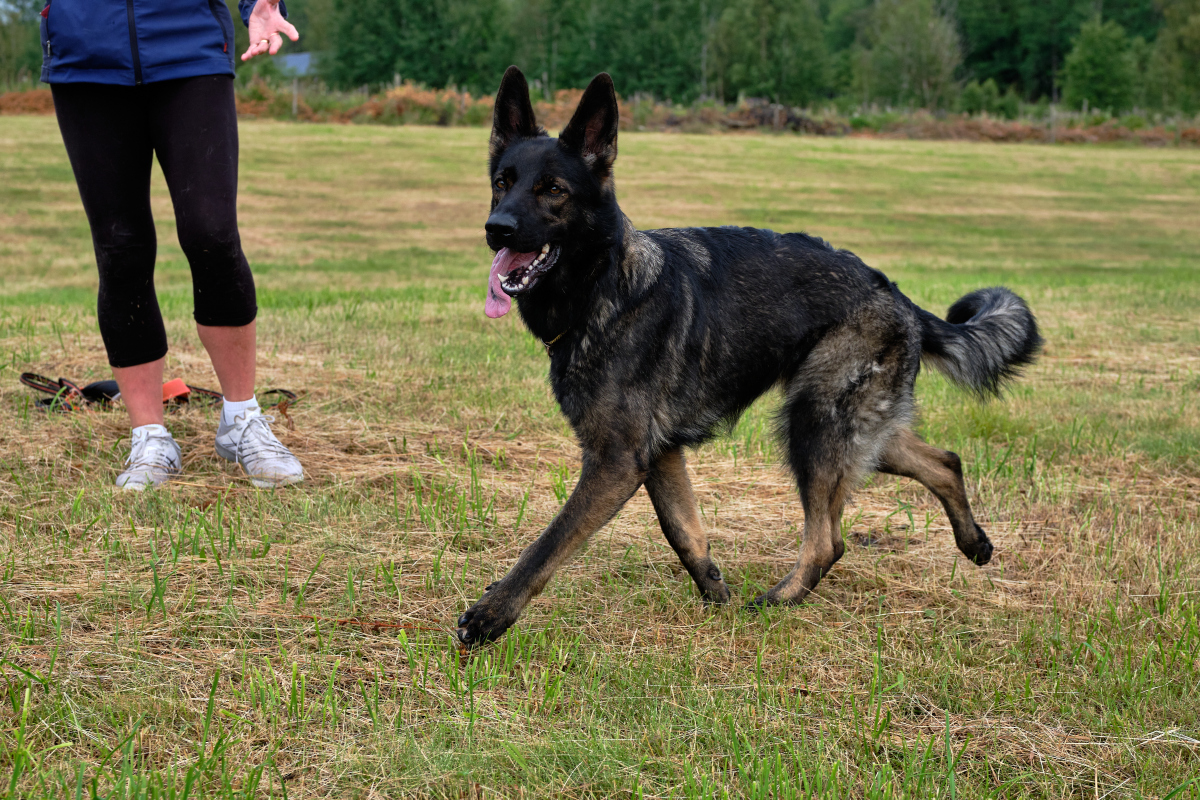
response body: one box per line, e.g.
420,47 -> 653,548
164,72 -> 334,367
326,0 -> 403,88
709,0 -> 828,105
1062,16 -> 1136,112
0,0 -> 41,88
823,0 -> 870,95
957,0 -> 1159,100
600,0 -> 714,102
1147,0 -> 1200,112
326,0 -> 511,93
502,0 -> 583,97
999,83 -> 1020,117
1015,0 -> 1092,100
957,0 -> 1022,91
509,0 -> 715,103
1102,0 -> 1164,42
959,78 -> 1011,115
282,0 -> 335,53
853,0 -> 961,110
959,79 -> 985,113
399,0 -> 512,91
270,0 -> 1178,110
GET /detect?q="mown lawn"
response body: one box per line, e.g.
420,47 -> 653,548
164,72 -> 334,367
0,117 -> 1198,798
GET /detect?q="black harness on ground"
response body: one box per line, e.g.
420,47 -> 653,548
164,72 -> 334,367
19,372 -> 298,413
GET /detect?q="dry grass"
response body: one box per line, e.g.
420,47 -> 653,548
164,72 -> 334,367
0,118 -> 1198,798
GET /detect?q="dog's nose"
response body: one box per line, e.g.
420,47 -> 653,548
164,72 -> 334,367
485,212 -> 518,238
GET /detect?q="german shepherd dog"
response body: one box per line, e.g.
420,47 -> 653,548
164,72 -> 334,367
456,67 -> 1042,646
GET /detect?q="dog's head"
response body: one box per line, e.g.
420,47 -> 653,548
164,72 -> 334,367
484,66 -> 620,318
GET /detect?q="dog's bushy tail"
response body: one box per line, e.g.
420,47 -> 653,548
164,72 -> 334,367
916,287 -> 1043,398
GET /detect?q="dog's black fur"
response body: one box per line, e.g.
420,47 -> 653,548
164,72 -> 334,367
457,67 -> 1042,646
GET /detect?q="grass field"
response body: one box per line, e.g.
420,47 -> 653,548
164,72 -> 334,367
1,116 -> 1199,798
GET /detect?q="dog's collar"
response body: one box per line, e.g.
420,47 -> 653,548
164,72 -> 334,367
542,329 -> 567,349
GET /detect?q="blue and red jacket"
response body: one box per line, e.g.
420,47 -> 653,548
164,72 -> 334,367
40,1 -> 284,85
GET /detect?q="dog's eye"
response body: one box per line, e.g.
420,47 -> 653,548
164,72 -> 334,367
495,178 -> 507,190
548,184 -> 563,196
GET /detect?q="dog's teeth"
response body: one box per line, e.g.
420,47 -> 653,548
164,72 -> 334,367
541,244 -> 549,253
521,276 -> 529,286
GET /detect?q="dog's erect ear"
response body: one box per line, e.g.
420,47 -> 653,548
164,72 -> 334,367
559,73 -> 619,174
490,66 -> 542,162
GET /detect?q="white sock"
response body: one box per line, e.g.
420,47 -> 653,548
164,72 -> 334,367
221,396 -> 259,426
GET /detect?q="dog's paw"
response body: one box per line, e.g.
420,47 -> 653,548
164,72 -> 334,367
703,583 -> 732,605
456,592 -> 519,648
695,562 -> 732,605
962,524 -> 994,566
743,578 -> 817,611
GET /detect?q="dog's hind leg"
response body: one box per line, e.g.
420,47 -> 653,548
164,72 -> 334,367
748,383 -> 862,609
748,465 -> 850,609
645,447 -> 731,604
877,428 -> 993,565
750,305 -> 915,609
456,449 -> 646,646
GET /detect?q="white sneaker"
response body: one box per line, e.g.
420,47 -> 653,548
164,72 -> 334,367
116,425 -> 181,491
215,408 -> 303,488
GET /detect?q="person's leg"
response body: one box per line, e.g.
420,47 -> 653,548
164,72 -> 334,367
53,82 -> 180,489
150,75 -> 301,487
51,83 -> 169,425
112,359 -> 166,427
148,75 -> 258,399
196,322 -> 255,402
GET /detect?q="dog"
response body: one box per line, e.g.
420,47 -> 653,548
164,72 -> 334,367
456,66 -> 1042,646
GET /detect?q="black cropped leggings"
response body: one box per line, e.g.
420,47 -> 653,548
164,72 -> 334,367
52,75 -> 257,368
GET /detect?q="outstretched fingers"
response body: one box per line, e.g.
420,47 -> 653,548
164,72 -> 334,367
242,0 -> 300,62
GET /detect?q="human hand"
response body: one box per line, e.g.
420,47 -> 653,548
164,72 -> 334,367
242,0 -> 299,62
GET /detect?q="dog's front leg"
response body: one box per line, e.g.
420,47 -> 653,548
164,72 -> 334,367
456,452 -> 646,646
645,447 -> 731,604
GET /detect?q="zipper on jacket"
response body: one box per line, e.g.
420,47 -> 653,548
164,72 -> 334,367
124,0 -> 143,85
206,0 -> 230,57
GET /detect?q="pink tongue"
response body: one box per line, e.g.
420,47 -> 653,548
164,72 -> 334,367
485,247 -> 538,318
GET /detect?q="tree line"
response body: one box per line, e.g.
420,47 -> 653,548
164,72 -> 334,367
2,0 -> 1199,114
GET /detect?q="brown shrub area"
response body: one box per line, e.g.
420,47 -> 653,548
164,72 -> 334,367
3,84 -> 1198,146
336,83 -> 494,125
0,89 -> 54,115
875,112 -> 1200,145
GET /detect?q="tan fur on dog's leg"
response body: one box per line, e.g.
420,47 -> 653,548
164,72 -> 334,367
645,447 -> 731,604
878,428 -> 993,565
750,475 -> 845,607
